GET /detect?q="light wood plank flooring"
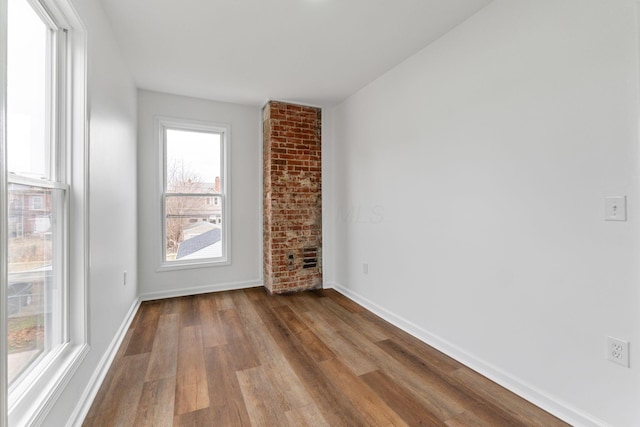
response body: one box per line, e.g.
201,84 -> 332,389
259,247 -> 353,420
83,288 -> 569,426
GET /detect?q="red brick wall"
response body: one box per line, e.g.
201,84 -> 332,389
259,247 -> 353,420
263,101 -> 322,294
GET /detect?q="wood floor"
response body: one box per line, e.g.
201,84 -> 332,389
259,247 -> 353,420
83,288 -> 569,427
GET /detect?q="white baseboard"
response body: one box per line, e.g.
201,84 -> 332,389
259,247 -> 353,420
65,298 -> 141,427
323,280 -> 336,289
139,279 -> 263,301
331,282 -> 608,427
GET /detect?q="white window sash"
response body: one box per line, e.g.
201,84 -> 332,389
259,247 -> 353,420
156,117 -> 231,270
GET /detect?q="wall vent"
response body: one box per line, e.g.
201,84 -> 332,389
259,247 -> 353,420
302,247 -> 318,269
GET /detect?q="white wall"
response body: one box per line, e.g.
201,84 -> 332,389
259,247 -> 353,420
41,0 -> 139,423
330,0 -> 640,425
137,90 -> 261,297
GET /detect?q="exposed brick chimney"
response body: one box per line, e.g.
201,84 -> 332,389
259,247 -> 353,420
263,101 -> 322,294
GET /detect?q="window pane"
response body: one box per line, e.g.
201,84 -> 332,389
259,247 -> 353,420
165,195 -> 223,261
7,0 -> 51,178
166,129 -> 221,193
7,184 -> 64,385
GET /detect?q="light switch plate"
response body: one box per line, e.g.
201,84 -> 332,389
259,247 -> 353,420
605,196 -> 626,221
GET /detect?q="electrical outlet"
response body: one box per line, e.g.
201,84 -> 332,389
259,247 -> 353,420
607,336 -> 629,367
363,263 -> 369,275
124,271 -> 127,286
605,196 -> 627,221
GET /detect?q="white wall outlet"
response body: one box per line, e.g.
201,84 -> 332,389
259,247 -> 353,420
607,336 -> 629,367
363,263 -> 369,275
124,271 -> 127,286
605,196 -> 626,221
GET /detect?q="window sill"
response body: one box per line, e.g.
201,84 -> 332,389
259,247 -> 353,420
9,343 -> 89,426
157,257 -> 231,272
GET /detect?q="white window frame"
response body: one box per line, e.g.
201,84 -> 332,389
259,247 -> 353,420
0,2 -> 8,425
156,117 -> 231,271
1,0 -> 88,425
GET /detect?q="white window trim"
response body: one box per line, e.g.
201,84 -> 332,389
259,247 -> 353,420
1,0 -> 8,424
155,116 -> 231,271
1,0 -> 89,424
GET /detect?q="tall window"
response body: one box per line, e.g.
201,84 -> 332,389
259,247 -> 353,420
6,0 -> 66,387
160,120 -> 229,267
3,0 -> 87,423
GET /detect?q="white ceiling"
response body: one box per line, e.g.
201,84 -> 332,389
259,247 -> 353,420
98,0 -> 492,106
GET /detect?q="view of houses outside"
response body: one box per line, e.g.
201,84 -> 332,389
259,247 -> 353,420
7,184 -> 57,384
165,181 -> 223,261
164,129 -> 223,261
6,0 -> 65,388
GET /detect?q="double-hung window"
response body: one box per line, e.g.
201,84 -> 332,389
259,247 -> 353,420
2,0 -> 87,423
7,0 -> 68,388
159,119 -> 230,268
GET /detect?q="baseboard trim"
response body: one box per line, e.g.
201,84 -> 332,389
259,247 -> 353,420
139,279 -> 263,302
331,282 -> 608,427
65,297 -> 141,427
323,280 -> 336,289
